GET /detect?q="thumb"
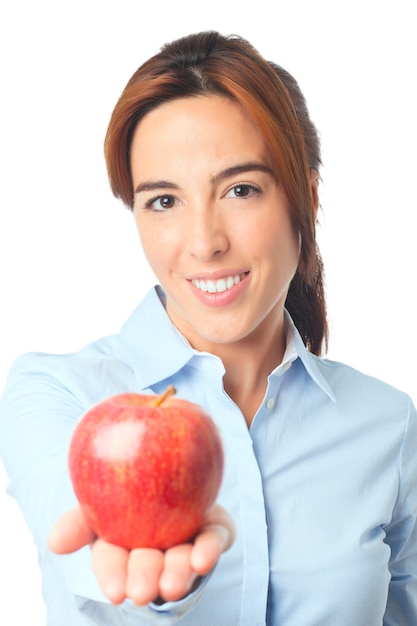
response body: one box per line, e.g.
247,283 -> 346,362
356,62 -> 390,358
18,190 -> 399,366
48,506 -> 96,554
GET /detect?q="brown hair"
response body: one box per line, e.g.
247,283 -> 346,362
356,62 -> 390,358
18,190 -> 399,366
104,31 -> 328,354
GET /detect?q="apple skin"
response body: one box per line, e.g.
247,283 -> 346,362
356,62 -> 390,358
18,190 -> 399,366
68,388 -> 224,551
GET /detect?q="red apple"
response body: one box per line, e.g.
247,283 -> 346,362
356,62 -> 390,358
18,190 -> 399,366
68,386 -> 224,550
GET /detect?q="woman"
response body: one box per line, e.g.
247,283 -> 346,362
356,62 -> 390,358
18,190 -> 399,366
1,31 -> 416,625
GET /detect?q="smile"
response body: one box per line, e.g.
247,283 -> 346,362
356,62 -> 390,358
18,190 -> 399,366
192,274 -> 245,294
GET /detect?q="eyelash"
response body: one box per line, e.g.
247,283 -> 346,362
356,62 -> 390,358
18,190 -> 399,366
224,183 -> 261,199
142,183 -> 261,212
143,195 -> 178,212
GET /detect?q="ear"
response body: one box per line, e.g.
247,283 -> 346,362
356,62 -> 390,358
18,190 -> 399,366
310,168 -> 320,218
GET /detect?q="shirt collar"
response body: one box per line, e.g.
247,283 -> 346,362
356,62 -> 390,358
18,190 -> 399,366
281,310 -> 336,402
121,286 -> 335,401
120,286 -> 196,388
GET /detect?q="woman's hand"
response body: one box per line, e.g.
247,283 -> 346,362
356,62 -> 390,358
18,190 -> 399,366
48,504 -> 235,606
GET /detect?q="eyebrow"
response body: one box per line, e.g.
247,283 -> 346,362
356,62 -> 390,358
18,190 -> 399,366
134,162 -> 274,195
134,180 -> 180,194
210,162 -> 274,184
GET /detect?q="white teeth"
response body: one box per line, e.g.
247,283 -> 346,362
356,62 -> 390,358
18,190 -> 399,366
192,274 -> 243,294
216,279 -> 227,293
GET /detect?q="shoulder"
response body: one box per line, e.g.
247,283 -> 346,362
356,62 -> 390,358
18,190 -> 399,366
310,353 -> 414,420
2,332 -> 137,412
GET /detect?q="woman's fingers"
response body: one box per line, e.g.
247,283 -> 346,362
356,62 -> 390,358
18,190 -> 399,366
48,507 -> 96,554
126,548 -> 164,606
91,539 -> 129,605
48,503 -> 236,607
159,543 -> 197,601
190,504 -> 236,574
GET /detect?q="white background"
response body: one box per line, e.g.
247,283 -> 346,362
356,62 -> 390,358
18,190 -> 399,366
0,1 -> 415,623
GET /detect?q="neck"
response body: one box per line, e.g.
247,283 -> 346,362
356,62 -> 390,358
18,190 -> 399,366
216,313 -> 287,426
166,295 -> 288,426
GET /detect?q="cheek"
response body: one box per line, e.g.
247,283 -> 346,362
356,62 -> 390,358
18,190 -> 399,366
136,218 -> 177,274
249,212 -> 299,264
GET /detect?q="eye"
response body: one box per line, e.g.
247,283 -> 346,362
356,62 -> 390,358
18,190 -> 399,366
144,195 -> 177,211
225,184 -> 260,199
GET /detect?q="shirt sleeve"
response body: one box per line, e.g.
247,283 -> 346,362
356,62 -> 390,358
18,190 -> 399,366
384,396 -> 417,624
74,582 -> 211,625
0,353 -> 208,624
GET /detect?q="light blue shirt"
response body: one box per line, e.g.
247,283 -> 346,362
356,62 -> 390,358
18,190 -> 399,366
1,286 -> 416,625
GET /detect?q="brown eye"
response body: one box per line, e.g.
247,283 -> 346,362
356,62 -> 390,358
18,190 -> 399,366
225,184 -> 260,199
159,196 -> 175,209
234,185 -> 251,197
145,195 -> 177,211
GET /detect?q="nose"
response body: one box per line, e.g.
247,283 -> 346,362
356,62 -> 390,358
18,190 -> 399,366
185,206 -> 229,261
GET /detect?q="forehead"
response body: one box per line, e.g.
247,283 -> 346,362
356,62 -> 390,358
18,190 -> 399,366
130,95 -> 272,177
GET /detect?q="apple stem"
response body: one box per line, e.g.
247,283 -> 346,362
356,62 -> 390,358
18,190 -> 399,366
154,385 -> 176,406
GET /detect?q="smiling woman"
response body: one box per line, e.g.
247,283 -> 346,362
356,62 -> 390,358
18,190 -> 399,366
130,95 -> 301,373
105,32 -> 327,356
0,30 -> 416,626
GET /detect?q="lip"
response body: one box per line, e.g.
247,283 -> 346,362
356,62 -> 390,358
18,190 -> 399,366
188,271 -> 250,307
186,269 -> 248,281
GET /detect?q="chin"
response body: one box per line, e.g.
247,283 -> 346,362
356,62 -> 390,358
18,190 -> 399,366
189,323 -> 254,349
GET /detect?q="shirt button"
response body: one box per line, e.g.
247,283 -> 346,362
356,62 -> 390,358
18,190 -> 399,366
282,361 -> 293,372
266,398 -> 274,410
